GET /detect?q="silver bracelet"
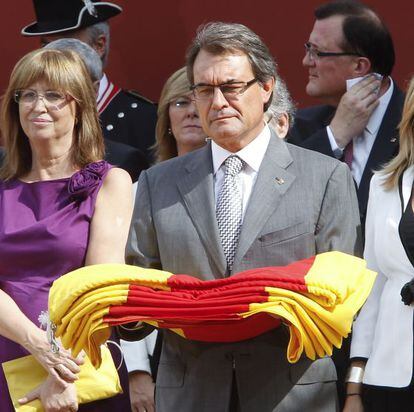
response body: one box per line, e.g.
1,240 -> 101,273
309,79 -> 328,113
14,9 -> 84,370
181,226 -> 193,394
345,366 -> 365,383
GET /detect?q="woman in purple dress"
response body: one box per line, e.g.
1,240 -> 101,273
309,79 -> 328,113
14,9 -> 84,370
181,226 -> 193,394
0,48 -> 133,411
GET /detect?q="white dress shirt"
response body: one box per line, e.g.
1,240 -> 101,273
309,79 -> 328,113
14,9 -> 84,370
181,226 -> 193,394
121,331 -> 157,374
326,78 -> 394,186
211,124 -> 271,219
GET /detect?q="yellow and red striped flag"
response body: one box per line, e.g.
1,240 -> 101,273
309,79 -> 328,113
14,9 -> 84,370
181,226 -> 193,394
49,252 -> 376,367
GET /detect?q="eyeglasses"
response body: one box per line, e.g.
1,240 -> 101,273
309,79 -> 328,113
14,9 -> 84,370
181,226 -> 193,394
191,78 -> 258,101
304,42 -> 362,61
169,96 -> 195,109
14,89 -> 70,110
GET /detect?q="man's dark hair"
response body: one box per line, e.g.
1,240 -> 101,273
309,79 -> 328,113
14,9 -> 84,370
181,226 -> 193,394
315,0 -> 395,76
186,22 -> 277,111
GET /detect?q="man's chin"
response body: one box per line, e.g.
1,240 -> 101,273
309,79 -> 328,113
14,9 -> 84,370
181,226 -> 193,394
305,82 -> 321,98
210,127 -> 239,141
209,128 -> 242,149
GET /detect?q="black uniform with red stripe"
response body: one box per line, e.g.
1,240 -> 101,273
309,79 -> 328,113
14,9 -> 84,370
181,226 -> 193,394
98,82 -> 157,165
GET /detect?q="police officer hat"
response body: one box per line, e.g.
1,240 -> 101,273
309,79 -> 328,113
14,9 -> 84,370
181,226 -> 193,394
22,0 -> 122,36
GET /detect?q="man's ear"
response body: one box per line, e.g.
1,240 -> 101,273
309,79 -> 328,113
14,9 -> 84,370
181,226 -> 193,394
269,113 -> 289,139
92,34 -> 107,60
261,77 -> 275,105
354,56 -> 372,76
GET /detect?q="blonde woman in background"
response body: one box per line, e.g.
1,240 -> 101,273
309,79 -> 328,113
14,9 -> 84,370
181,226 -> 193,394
153,67 -> 207,162
345,77 -> 414,411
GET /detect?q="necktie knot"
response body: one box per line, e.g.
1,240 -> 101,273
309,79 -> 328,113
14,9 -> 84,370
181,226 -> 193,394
224,155 -> 243,178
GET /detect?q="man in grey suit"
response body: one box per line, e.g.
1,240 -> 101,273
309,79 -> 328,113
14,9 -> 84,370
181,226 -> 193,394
127,22 -> 361,412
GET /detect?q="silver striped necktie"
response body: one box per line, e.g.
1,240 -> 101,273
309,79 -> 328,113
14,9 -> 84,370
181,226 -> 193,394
216,155 -> 244,273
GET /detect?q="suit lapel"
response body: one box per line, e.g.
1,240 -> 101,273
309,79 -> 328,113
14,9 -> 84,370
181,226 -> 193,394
176,144 -> 227,276
233,134 -> 295,268
358,86 -> 404,216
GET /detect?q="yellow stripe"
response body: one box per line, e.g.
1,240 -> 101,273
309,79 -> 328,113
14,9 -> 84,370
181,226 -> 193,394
50,264 -> 173,325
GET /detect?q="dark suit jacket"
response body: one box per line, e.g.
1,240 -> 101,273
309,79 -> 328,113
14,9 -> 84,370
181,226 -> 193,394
288,85 -> 404,227
104,138 -> 148,183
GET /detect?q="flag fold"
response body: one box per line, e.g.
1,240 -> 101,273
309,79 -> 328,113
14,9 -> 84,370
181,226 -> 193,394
48,252 -> 376,367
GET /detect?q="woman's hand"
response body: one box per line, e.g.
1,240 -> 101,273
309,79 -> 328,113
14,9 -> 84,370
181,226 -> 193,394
343,393 -> 364,412
19,375 -> 78,412
0,290 -> 83,387
24,328 -> 84,387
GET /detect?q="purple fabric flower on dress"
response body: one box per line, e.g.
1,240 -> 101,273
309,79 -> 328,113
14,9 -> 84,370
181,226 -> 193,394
68,161 -> 109,200
84,160 -> 108,176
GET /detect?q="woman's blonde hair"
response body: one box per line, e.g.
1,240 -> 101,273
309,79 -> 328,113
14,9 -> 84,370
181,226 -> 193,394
153,67 -> 192,163
381,77 -> 414,189
0,48 -> 104,180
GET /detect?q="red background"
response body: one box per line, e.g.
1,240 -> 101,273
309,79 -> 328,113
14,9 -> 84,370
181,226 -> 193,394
2,0 -> 413,108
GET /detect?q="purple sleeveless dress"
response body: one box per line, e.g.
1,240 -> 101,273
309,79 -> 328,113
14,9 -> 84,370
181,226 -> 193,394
0,161 -> 131,411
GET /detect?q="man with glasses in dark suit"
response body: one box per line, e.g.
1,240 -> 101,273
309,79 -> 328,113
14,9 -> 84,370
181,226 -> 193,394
288,1 -> 404,407
288,0 -> 404,230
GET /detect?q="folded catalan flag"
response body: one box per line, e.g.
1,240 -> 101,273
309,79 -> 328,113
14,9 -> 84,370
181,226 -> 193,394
48,252 -> 376,367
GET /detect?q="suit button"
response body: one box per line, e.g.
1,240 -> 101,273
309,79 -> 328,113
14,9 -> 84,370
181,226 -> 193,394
131,103 -> 138,108
118,112 -> 125,118
106,124 -> 114,131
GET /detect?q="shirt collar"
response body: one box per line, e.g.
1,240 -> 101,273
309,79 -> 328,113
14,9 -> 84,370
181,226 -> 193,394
212,124 -> 271,174
97,73 -> 109,103
365,77 -> 394,135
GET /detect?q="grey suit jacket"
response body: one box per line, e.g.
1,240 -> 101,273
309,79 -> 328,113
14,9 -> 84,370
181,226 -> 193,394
127,132 -> 361,412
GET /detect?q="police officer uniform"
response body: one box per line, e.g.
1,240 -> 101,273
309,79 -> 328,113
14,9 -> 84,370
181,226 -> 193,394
97,75 -> 157,164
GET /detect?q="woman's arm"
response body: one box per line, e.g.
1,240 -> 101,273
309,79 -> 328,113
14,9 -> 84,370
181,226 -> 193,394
343,175 -> 384,412
343,360 -> 366,412
0,288 -> 46,352
85,167 -> 133,265
0,289 -> 82,385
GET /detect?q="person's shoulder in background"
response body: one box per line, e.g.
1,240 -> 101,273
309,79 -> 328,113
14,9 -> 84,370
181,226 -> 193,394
288,105 -> 335,142
100,89 -> 158,163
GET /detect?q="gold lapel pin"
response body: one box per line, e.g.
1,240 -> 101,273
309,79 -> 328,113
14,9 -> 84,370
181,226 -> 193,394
275,177 -> 285,185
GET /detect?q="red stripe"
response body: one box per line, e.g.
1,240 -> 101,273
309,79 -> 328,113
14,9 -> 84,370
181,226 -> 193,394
127,283 -> 307,299
126,289 -> 272,306
181,314 -> 281,342
166,257 -> 314,290
102,256 -> 315,343
107,303 -> 252,318
98,83 -> 121,114
104,313 -> 281,343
